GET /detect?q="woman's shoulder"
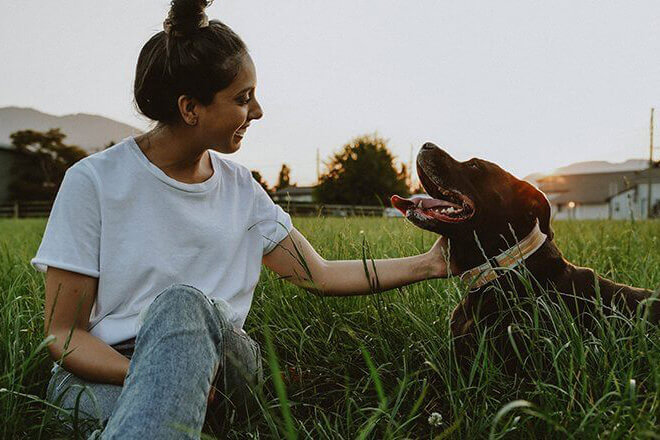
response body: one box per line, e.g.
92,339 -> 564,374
74,137 -> 132,168
69,137 -> 136,182
208,150 -> 253,181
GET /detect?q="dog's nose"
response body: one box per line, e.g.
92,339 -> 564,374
421,142 -> 436,150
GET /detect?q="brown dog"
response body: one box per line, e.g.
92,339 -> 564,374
392,142 -> 659,373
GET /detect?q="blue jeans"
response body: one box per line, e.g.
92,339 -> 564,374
45,284 -> 263,439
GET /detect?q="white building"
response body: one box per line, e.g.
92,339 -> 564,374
537,169 -> 659,220
608,169 -> 660,220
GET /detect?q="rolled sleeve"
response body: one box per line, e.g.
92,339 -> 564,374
30,161 -> 101,277
249,178 -> 292,255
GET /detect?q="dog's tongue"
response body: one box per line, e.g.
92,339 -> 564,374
391,195 -> 459,215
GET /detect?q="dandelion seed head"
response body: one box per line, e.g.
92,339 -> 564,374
428,412 -> 443,427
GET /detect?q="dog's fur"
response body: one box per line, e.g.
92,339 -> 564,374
393,143 -> 660,373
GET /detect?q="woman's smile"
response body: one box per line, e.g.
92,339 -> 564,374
235,123 -> 250,138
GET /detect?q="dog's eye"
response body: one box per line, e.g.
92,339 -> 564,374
467,159 -> 480,169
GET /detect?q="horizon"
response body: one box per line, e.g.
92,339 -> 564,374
2,1 -> 659,186
1,105 -> 652,185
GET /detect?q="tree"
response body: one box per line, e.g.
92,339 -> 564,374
8,128 -> 88,201
251,170 -> 270,194
410,180 -> 425,195
314,133 -> 410,206
275,163 -> 292,191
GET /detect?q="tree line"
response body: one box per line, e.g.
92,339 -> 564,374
5,129 -> 413,205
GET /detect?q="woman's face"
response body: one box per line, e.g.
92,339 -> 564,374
196,53 -> 263,154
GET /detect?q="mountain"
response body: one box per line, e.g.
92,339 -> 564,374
0,107 -> 142,153
552,159 -> 649,175
524,159 -> 650,184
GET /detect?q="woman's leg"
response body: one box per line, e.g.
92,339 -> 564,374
204,316 -> 263,433
100,284 -> 229,439
45,365 -> 123,438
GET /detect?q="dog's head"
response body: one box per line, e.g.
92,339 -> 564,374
392,142 -> 552,268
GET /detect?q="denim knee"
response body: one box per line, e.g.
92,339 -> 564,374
139,284 -> 223,330
158,283 -> 207,301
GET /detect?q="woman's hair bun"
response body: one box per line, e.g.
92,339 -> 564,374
163,0 -> 213,37
135,0 -> 247,124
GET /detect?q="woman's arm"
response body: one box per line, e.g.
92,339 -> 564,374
262,227 -> 454,296
45,267 -> 130,386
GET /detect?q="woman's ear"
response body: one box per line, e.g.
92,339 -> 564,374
177,95 -> 199,126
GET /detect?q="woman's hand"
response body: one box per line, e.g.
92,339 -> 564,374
425,235 -> 459,278
207,386 -> 216,407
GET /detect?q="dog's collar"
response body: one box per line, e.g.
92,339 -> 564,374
459,220 -> 547,290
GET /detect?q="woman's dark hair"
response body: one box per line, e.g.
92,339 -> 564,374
134,0 -> 247,124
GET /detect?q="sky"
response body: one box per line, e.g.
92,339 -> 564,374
2,1 -> 659,187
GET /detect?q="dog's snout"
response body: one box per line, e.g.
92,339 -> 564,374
421,142 -> 437,151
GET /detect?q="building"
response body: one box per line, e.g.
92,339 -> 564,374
536,170 -> 646,220
0,144 -> 36,204
608,168 -> 660,220
271,186 -> 317,203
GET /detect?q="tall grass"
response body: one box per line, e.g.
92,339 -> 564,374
0,217 -> 659,438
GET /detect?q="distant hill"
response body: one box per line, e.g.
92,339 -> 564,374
553,159 -> 649,175
524,159 -> 649,185
0,107 -> 142,153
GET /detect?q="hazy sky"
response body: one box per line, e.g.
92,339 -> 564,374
2,1 -> 659,186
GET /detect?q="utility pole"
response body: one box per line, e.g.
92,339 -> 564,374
408,144 -> 413,188
316,148 -> 320,184
648,108 -> 654,218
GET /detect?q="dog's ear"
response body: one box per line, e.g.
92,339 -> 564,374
517,181 -> 554,241
533,189 -> 554,241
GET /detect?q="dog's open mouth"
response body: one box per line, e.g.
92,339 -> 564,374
391,189 -> 474,223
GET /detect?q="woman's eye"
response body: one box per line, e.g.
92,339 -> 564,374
237,95 -> 251,105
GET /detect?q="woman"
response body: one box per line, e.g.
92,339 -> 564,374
32,1 -> 453,438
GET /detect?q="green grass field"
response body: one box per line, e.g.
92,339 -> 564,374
1,217 -> 659,439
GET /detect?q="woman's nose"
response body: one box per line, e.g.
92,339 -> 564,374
249,98 -> 263,121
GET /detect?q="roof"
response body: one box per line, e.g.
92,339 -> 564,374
272,186 -> 316,196
537,170 -> 649,205
633,165 -> 660,180
605,167 -> 660,199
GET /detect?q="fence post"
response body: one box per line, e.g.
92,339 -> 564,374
13,201 -> 19,219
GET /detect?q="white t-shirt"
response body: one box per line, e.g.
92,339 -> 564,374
31,136 -> 292,348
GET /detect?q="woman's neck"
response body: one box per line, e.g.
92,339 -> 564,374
135,124 -> 213,184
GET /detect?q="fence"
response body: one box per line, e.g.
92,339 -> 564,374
276,202 -> 388,217
0,201 -> 54,218
0,201 -> 398,219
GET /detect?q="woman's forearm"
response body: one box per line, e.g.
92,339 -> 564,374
263,228 -> 451,297
315,251 -> 439,296
47,328 -> 130,386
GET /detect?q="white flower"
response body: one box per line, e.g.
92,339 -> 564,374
428,412 -> 443,427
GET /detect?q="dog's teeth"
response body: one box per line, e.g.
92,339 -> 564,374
439,206 -> 462,215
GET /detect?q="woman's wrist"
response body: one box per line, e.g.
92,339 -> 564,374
423,236 -> 456,279
421,250 -> 445,279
